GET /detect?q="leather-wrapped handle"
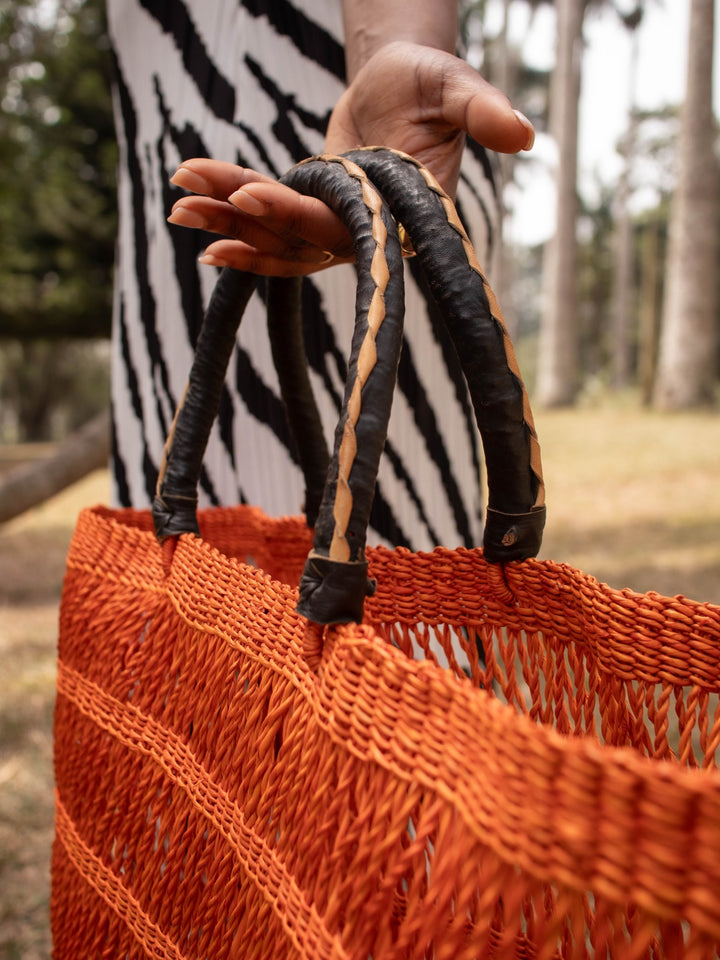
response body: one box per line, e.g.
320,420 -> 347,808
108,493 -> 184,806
284,157 -> 405,623
266,276 -> 329,527
152,268 -> 258,539
152,156 -> 405,625
296,151 -> 545,623
344,148 -> 545,561
153,149 -> 546,627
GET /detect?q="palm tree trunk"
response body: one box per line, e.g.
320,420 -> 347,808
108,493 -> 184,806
535,0 -> 584,407
653,0 -> 718,409
637,218 -> 662,405
611,23 -> 641,389
488,0 -> 517,337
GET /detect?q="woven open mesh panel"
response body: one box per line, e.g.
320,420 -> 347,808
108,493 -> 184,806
52,505 -> 720,960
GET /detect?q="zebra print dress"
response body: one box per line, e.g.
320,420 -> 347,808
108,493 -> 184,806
107,0 -> 500,551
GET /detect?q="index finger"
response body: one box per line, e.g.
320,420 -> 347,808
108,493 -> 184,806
229,180 -> 354,258
170,158 -> 276,200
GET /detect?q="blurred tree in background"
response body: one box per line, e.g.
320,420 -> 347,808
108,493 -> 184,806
0,0 -> 116,440
465,0 -> 718,409
462,0 -> 551,334
653,0 -> 718,409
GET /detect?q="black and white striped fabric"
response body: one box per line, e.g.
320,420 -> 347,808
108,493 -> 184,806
107,0 -> 500,550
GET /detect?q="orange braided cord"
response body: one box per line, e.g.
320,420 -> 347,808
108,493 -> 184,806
56,662 -> 349,960
54,795 -> 187,960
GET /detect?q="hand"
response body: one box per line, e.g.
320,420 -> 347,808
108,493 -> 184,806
326,41 -> 534,198
168,42 -> 534,276
168,159 -> 356,277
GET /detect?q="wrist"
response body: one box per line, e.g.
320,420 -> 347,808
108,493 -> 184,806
342,1 -> 458,80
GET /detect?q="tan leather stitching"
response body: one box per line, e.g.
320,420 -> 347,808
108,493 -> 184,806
304,149 -> 544,542
312,157 -> 391,562
411,158 -> 545,510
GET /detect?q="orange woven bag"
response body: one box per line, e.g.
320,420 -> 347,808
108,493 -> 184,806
53,150 -> 720,960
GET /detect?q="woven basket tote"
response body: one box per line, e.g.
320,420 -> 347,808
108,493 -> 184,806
53,149 -> 720,960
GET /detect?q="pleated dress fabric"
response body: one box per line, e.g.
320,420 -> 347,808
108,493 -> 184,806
106,0 -> 500,551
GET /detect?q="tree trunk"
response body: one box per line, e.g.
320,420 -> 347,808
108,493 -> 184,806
637,218 -> 662,405
535,0 -> 584,407
488,0 -> 518,337
611,25 -> 641,389
653,0 -> 718,409
14,341 -> 60,442
0,409 -> 110,524
611,178 -> 635,388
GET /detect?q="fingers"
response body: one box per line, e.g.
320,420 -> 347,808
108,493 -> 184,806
445,58 -> 535,154
196,239 -> 347,277
168,161 -> 355,275
169,158 -> 276,200
228,181 -> 354,256
325,41 -> 535,197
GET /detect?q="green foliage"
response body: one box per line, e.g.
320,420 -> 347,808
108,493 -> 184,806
0,338 -> 110,441
0,0 -> 117,339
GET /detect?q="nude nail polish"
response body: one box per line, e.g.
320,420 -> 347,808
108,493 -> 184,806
198,253 -> 228,268
513,110 -> 535,151
167,207 -> 207,229
229,189 -> 268,216
171,167 -> 212,194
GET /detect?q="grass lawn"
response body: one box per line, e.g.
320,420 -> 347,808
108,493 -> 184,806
536,404 -> 720,604
1,404 -> 718,957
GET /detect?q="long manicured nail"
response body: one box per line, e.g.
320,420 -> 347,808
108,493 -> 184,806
513,110 -> 535,151
229,189 -> 269,216
167,207 -> 207,229
198,253 -> 228,267
171,166 -> 212,194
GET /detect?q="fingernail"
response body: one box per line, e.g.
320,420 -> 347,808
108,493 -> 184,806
171,166 -> 212,194
229,189 -> 268,216
198,253 -> 228,267
167,207 -> 208,229
513,110 -> 535,151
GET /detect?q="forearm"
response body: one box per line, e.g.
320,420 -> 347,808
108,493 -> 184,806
341,0 -> 459,81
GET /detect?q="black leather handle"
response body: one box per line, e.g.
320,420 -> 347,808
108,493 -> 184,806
153,155 -> 405,621
152,149 -> 546,627
266,276 -> 329,527
284,157 -> 405,624
152,267 -> 258,540
344,148 -> 545,560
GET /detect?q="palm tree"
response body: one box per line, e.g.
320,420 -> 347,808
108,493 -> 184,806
535,0 -> 585,407
653,0 -> 718,409
461,0 -> 552,337
610,4 -> 644,389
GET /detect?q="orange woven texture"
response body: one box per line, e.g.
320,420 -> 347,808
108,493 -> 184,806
53,505 -> 720,960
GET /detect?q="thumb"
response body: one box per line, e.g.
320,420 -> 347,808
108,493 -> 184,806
438,56 -> 535,154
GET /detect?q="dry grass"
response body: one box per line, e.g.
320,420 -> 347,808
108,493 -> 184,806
536,404 -> 720,604
0,470 -> 109,960
1,404 -> 719,957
